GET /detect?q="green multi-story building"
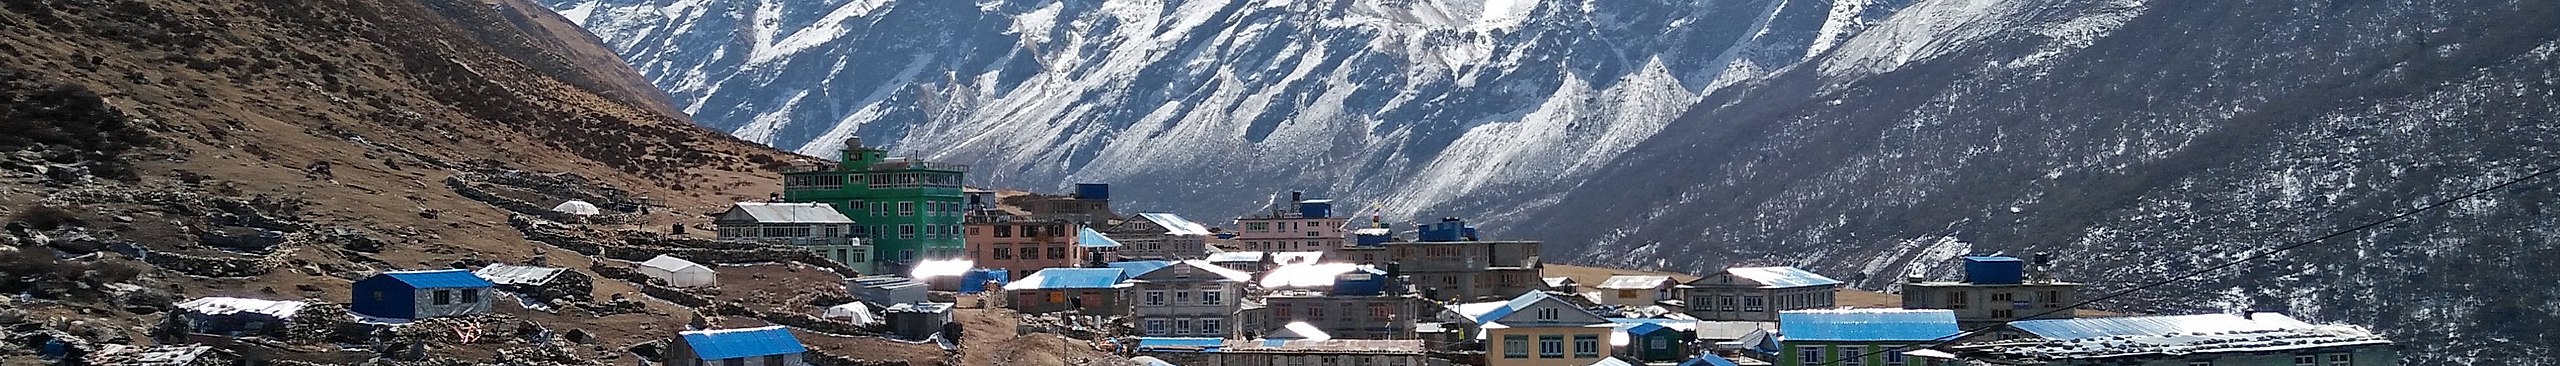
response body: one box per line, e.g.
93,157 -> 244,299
782,138 -> 967,273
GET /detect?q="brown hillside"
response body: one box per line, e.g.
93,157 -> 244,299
0,0 -> 1112,364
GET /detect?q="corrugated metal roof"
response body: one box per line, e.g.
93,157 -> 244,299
1693,321 -> 1777,340
2008,314 -> 2282,340
1678,355 -> 1743,366
175,297 -> 307,318
1107,261 -> 1174,278
1723,267 -> 1843,288
380,269 -> 493,289
1472,291 -> 1557,324
1077,227 -> 1123,248
1004,268 -> 1128,290
726,202 -> 854,224
1597,275 -> 1675,289
680,326 -> 806,360
474,264 -> 567,286
1137,213 -> 1213,236
1778,309 -> 1958,342
1270,251 -> 1323,265
1543,277 -> 1577,287
1134,337 -> 1228,352
640,255 -> 710,273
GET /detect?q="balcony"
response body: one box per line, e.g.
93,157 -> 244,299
873,159 -> 970,172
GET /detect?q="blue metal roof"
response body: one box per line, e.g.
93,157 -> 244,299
1134,337 -> 1226,352
1003,268 -> 1127,290
1107,261 -> 1174,278
2008,314 -> 2271,340
680,326 -> 806,360
1626,322 -> 1673,335
1473,291 -> 1553,323
1679,355 -> 1743,366
1078,227 -> 1123,248
1721,267 -> 1843,288
381,270 -> 493,289
1778,310 -> 1959,342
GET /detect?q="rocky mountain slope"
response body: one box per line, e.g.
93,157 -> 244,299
1528,0 -> 2559,364
545,0 -> 1912,216
0,0 -> 1111,364
555,0 -> 2556,364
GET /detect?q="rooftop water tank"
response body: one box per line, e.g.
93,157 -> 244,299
1962,256 -> 2025,285
1074,183 -> 1110,200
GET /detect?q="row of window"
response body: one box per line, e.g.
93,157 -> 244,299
1499,334 -> 1601,359
864,200 -> 964,217
2284,353 -> 2355,366
1691,291 -> 1832,313
1239,220 -> 1332,232
1142,290 -> 1225,306
985,245 -> 1073,260
1270,302 -> 1399,321
984,224 -> 1068,238
1945,290 -> 2065,309
1798,345 -> 1908,366
1269,355 -> 1409,366
865,224 -> 962,240
1140,318 -> 1225,336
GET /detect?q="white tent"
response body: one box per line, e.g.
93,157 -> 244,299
551,200 -> 602,216
823,302 -> 878,325
637,255 -> 717,287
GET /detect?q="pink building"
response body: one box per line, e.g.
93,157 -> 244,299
1234,193 -> 1350,254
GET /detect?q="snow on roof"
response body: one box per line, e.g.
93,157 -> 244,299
1269,321 -> 1333,341
1207,251 -> 1265,263
1693,321 -> 1778,340
1270,251 -> 1323,265
1259,263 -> 1363,289
1721,267 -> 1844,288
640,255 -> 711,272
908,259 -> 975,279
1077,227 -> 1123,247
175,297 -> 307,319
1778,309 -> 1959,342
1983,313 -> 2391,359
551,200 -> 601,215
679,326 -> 807,360
1451,300 -> 1510,322
1351,228 -> 1392,236
1004,268 -> 1128,290
1903,349 -> 1957,359
379,269 -> 494,289
474,264 -> 568,286
1597,275 -> 1675,289
85,345 -> 213,366
725,202 -> 853,224
1178,260 -> 1256,282
1138,213 -> 1213,236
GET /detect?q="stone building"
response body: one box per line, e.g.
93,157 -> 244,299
1680,266 -> 1842,321
713,202 -> 872,274
1899,256 -> 2080,327
1130,261 -> 1256,337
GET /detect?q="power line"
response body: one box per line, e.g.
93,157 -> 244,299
1813,162 -> 2560,366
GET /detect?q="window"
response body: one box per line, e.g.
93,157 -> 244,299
1536,308 -> 1559,321
993,246 -> 1013,259
1991,309 -> 2014,319
2294,355 -> 2317,366
764,355 -> 783,365
1885,345 -> 1907,366
1744,296 -> 1766,312
899,224 -> 916,239
1144,319 -> 1167,336
1572,335 -> 1599,358
899,201 -> 915,216
1174,319 -> 1194,335
1990,292 -> 2013,302
1947,291 -> 1969,309
2042,290 -> 2063,307
432,290 -> 452,305
995,225 -> 1013,237
371,291 -> 384,301
1801,346 -> 1823,365
1618,289 -> 1639,299
723,358 -> 744,366
1020,247 -> 1037,259
1538,335 -> 1564,358
1174,291 -> 1192,304
967,226 -> 981,236
1048,247 -> 1067,259
1721,295 -> 1739,311
1145,291 -> 1165,306
1202,291 -> 1223,305
1649,337 -> 1668,350
2327,353 -> 2352,366
1842,345 -> 1865,366
1201,319 -> 1222,335
460,289 -> 480,303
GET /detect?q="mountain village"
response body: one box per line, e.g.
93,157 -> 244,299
68,138 -> 2399,366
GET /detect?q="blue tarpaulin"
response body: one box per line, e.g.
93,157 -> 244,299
1004,268 -> 1127,290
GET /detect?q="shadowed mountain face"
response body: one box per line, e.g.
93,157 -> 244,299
554,0 -> 2557,364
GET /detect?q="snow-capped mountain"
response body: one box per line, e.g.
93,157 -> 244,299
545,0 -> 1909,219
550,0 -> 2555,364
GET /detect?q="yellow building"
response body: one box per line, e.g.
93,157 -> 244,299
1460,292 -> 1621,366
